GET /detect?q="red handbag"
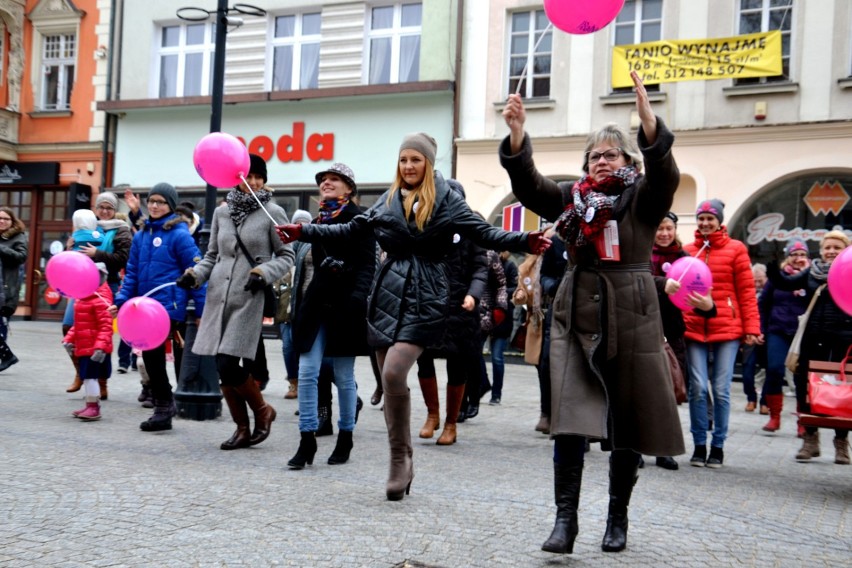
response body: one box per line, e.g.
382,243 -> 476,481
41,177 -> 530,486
807,345 -> 852,419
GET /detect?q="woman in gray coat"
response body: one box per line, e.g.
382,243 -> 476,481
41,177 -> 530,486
500,71 -> 684,555
178,155 -> 294,450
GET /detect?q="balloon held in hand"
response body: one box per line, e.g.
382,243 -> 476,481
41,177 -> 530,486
117,297 -> 170,351
544,0 -> 625,35
46,251 -> 100,299
193,132 -> 250,188
665,257 -> 713,311
828,246 -> 852,316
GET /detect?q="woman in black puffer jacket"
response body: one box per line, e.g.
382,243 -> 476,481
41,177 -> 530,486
277,133 -> 550,501
768,230 -> 852,465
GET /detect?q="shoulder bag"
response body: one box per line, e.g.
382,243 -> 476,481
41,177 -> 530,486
664,340 -> 687,404
234,232 -> 278,319
807,345 -> 852,418
785,284 -> 825,374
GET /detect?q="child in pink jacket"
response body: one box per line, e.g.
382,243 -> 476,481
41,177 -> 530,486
63,263 -> 113,421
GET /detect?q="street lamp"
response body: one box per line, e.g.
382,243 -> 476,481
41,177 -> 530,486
172,2 -> 266,421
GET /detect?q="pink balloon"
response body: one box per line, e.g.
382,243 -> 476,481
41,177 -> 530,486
828,246 -> 852,316
117,297 -> 171,351
193,132 -> 250,188
45,251 -> 100,299
666,256 -> 713,311
544,0 -> 625,34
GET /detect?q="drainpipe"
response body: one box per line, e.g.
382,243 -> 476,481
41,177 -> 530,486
451,0 -> 464,179
99,0 -> 120,190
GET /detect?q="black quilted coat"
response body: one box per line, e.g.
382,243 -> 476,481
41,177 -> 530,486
299,172 -> 533,349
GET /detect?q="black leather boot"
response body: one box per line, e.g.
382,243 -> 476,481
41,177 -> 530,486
328,430 -> 353,465
288,431 -> 317,469
140,399 -> 177,432
541,464 -> 583,554
601,451 -> 640,552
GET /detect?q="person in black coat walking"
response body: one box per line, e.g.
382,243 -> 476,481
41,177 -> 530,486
277,133 -> 551,500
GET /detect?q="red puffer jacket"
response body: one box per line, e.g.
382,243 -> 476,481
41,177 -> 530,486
682,227 -> 761,343
63,282 -> 114,356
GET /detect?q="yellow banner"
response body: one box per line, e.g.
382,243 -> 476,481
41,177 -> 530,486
611,31 -> 782,88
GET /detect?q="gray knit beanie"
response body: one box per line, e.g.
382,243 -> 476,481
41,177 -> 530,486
148,182 -> 178,211
399,132 -> 437,165
291,209 -> 313,224
95,192 -> 118,210
696,199 -> 725,223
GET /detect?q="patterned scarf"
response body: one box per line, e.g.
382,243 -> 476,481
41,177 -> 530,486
554,165 -> 638,247
651,242 -> 683,277
810,258 -> 830,282
318,196 -> 350,224
226,188 -> 271,226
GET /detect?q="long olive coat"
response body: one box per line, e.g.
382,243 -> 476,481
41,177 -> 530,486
499,118 -> 685,457
192,201 -> 294,360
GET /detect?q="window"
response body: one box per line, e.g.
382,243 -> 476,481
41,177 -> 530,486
736,0 -> 793,84
271,12 -> 321,91
366,2 -> 421,85
157,23 -> 214,98
40,34 -> 76,110
612,0 -> 662,93
507,10 -> 552,98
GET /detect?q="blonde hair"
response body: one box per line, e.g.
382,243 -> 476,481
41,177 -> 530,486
582,123 -> 643,173
821,229 -> 850,248
386,161 -> 436,232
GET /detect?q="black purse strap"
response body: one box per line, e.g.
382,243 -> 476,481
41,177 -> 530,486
234,231 -> 258,269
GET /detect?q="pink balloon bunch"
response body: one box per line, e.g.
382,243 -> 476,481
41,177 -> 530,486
544,0 -> 625,34
828,246 -> 852,316
45,251 -> 101,299
666,256 -> 713,311
117,297 -> 171,351
193,132 -> 250,188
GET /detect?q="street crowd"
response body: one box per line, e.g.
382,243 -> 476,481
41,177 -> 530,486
1,71 -> 849,556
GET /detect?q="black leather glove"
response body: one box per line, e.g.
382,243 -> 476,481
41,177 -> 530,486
175,271 -> 197,290
0,306 -> 13,317
244,273 -> 266,293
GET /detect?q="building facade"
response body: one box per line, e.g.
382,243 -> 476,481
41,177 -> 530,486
455,0 -> 852,262
0,0 -> 112,319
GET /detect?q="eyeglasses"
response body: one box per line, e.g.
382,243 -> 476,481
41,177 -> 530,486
0,217 -> 11,222
96,205 -> 115,211
586,148 -> 623,164
147,199 -> 168,206
789,251 -> 808,258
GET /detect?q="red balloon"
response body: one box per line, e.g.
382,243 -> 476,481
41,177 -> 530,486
193,132 -> 250,188
666,256 -> 713,311
45,251 -> 100,299
828,246 -> 852,316
117,297 -> 171,351
544,0 -> 625,35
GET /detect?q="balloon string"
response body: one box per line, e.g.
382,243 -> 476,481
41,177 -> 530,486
239,175 -> 283,229
676,241 -> 711,284
143,281 -> 176,298
515,22 -> 553,95
94,292 -> 111,307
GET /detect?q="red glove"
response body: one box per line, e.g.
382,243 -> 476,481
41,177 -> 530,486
276,223 -> 302,244
492,308 -> 506,327
527,230 -> 552,255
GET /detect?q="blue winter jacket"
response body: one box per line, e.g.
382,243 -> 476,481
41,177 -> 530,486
115,213 -> 206,320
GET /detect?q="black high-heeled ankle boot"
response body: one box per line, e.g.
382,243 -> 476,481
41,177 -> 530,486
288,431 -> 317,470
328,430 -> 353,465
541,464 -> 583,554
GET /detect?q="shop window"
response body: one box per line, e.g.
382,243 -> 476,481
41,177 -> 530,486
612,0 -> 662,94
365,2 -> 421,85
0,190 -> 31,223
735,0 -> 793,85
507,9 -> 552,98
270,12 -> 321,91
157,23 -> 214,98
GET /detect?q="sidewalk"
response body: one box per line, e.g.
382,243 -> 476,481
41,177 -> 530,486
0,321 -> 849,567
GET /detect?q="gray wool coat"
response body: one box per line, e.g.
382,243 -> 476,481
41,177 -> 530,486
191,201 -> 294,360
499,117 -> 685,458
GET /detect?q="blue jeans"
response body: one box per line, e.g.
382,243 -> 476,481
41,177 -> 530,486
279,322 -> 298,380
687,340 -> 740,449
297,324 -> 357,432
108,282 -> 132,369
740,344 -> 758,402
490,336 -> 508,400
763,333 -> 792,397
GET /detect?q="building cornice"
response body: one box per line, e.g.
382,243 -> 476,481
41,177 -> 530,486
99,81 -> 455,113
15,142 -> 104,154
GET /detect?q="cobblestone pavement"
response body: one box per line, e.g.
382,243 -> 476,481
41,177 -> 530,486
1,321 -> 850,567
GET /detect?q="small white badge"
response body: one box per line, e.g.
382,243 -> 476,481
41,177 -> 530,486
153,237 -> 163,247
584,207 -> 596,223
453,233 -> 461,244
413,201 -> 420,214
92,230 -> 101,239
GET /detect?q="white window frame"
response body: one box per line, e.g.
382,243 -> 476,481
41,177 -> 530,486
154,22 -> 215,98
266,11 -> 322,91
506,9 -> 553,99
39,33 -> 76,110
363,2 -> 422,85
612,0 -> 663,93
28,4 -> 82,114
736,0 -> 793,84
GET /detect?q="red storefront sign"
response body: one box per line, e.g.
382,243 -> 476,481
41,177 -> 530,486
238,122 -> 334,164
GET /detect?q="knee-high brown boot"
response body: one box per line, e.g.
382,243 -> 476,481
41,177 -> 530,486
66,356 -> 82,393
437,384 -> 465,446
383,390 -> 413,501
418,377 -> 440,438
98,378 -> 109,400
234,377 -> 277,446
220,385 -> 251,450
